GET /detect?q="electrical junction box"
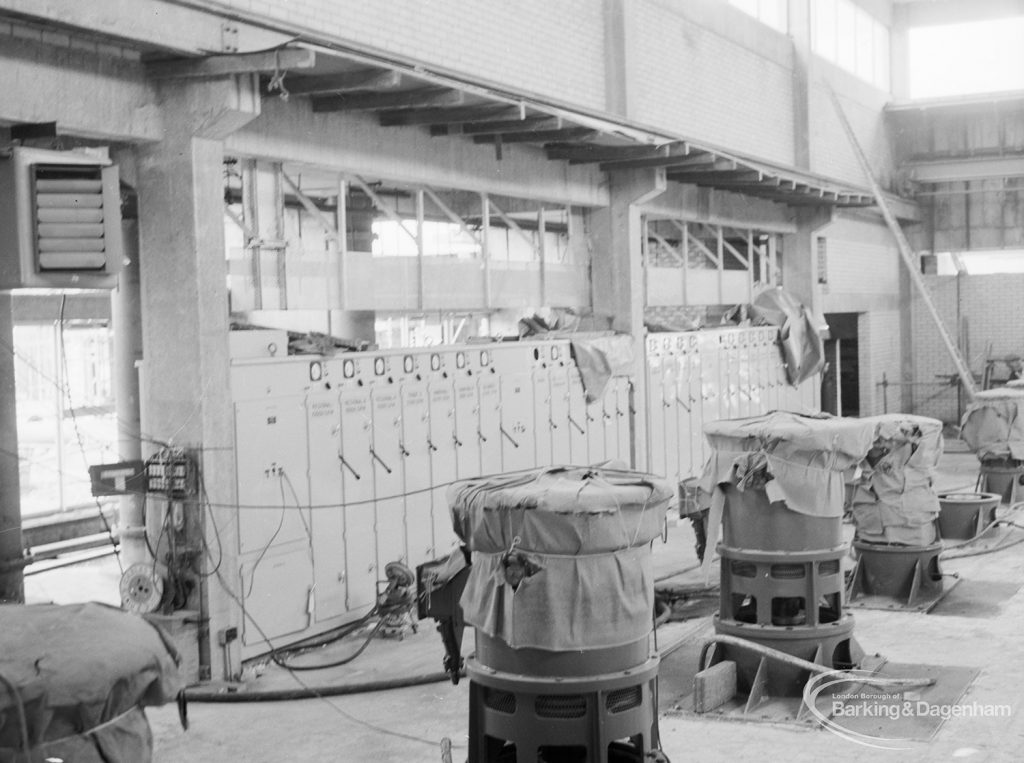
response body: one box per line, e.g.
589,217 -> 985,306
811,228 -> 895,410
0,147 -> 123,290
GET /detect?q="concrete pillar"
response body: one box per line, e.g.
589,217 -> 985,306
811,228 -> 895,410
589,168 -> 666,471
789,0 -> 812,170
0,293 -> 25,603
136,74 -> 260,678
603,0 -> 629,117
781,207 -> 834,316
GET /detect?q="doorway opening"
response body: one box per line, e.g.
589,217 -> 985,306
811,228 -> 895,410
821,313 -> 860,417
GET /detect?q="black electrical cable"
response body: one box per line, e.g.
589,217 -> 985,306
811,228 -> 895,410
183,668 -> 463,703
242,477 -> 288,598
201,550 -> 447,749
57,296 -> 122,573
195,467 -> 223,578
272,618 -> 387,672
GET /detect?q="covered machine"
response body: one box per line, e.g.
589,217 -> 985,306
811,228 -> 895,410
699,412 -> 874,696
960,388 -> 1024,504
847,414 -> 948,608
443,466 -> 673,763
0,603 -> 182,762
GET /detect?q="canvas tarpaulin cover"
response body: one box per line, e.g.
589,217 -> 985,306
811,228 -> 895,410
749,287 -> 826,386
0,602 -> 182,763
848,414 -> 943,546
700,412 -> 877,517
569,334 -> 634,403
960,388 -> 1024,461
448,466 -> 673,651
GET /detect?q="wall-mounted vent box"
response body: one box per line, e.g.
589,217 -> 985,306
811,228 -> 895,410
0,147 -> 123,290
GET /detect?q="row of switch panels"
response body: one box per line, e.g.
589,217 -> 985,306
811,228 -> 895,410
229,339 -> 632,651
645,326 -> 818,491
227,328 -> 815,654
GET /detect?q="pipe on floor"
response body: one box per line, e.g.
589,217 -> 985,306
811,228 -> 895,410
183,669 -> 461,703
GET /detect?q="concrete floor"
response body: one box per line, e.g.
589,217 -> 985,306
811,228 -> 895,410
24,446 -> 1024,762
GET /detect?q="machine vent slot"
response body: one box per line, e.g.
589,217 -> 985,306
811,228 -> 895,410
770,563 -> 805,579
818,559 -> 841,576
33,164 -> 108,271
535,694 -> 586,718
730,561 -> 756,578
606,685 -> 642,714
483,687 -> 517,714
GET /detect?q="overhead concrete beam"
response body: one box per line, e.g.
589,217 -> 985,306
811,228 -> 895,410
0,0 -> 293,55
228,99 -> 609,208
146,47 -> 316,80
907,155 -> 1024,183
0,31 -> 161,141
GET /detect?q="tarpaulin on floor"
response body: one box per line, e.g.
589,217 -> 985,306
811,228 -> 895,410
0,602 -> 182,763
700,411 -> 877,517
849,414 -> 943,546
448,466 -> 673,651
960,388 -> 1024,461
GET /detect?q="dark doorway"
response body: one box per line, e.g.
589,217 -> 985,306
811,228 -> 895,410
821,313 -> 860,417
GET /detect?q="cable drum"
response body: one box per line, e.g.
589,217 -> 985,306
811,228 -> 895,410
119,563 -> 167,614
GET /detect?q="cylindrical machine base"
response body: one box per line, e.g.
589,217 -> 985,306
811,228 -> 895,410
852,540 -> 943,602
475,632 -> 649,677
937,492 -> 1000,540
712,615 -> 861,698
978,459 -> 1024,504
466,656 -> 661,763
721,486 -> 843,551
719,544 -> 847,629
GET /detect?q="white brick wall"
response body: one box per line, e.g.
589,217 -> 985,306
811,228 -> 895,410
189,0 -> 892,189
910,274 -> 1024,424
810,76 -> 893,188
197,0 -> 608,111
859,309 -> 903,415
824,218 -> 899,297
631,0 -> 795,165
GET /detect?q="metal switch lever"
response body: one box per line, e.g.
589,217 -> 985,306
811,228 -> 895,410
500,426 -> 520,448
568,415 -> 585,434
369,447 -> 393,474
338,454 -> 361,480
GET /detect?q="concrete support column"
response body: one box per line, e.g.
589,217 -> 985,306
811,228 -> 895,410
789,0 -> 813,170
0,293 -> 25,603
589,168 -> 666,471
603,0 -> 629,117
781,207 -> 834,315
136,75 -> 259,678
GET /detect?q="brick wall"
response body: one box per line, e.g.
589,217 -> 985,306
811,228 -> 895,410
859,309 -> 903,415
200,0 -> 607,110
809,73 -> 893,189
631,0 -> 795,165
194,0 -> 894,189
822,217 -> 899,300
910,274 -> 1024,424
